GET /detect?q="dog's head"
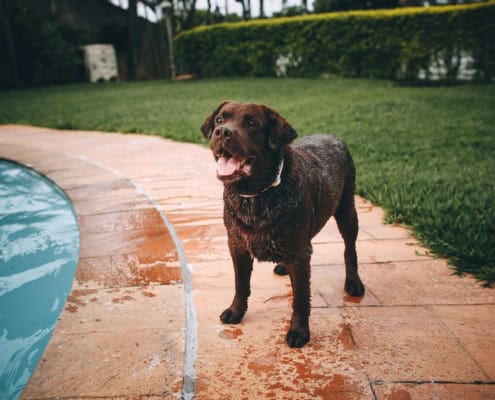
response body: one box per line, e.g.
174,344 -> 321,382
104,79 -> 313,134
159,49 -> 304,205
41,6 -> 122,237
201,101 -> 297,183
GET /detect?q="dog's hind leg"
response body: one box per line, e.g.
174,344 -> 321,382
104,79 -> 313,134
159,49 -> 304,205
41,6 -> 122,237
335,193 -> 365,297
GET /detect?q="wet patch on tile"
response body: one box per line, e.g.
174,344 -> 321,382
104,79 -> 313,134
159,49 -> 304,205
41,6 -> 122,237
78,209 -> 165,234
194,305 -> 373,400
58,285 -> 184,334
373,382 -> 495,400
312,265 -> 381,307
75,254 -> 181,289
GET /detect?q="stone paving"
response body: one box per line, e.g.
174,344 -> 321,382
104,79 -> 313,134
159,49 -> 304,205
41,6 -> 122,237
0,125 -> 493,400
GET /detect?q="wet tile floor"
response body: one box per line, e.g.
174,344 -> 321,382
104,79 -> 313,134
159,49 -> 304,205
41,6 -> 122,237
0,125 -> 493,400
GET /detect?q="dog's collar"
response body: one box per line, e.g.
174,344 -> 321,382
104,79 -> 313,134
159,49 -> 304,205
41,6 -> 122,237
239,158 -> 284,198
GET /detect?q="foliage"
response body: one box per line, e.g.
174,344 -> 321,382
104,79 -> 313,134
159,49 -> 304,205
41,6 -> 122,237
190,9 -> 242,27
272,6 -> 307,17
174,2 -> 495,82
314,0 -> 400,12
0,2 -> 84,87
0,78 -> 494,285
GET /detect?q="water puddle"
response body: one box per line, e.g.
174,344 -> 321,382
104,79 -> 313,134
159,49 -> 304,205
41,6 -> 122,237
219,328 -> 243,340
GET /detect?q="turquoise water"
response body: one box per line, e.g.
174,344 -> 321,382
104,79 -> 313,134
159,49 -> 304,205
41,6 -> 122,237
0,160 -> 80,399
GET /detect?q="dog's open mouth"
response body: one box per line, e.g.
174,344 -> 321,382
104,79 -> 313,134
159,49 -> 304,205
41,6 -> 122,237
215,150 -> 255,179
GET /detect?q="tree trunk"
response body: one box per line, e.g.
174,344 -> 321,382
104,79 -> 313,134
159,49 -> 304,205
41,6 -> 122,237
240,1 -> 246,20
184,0 -> 197,30
0,0 -> 19,86
207,0 -> 212,23
259,0 -> 264,18
236,0 -> 248,20
128,0 -> 139,80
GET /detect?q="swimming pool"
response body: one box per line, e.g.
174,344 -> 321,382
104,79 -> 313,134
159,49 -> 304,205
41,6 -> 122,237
0,160 -> 80,399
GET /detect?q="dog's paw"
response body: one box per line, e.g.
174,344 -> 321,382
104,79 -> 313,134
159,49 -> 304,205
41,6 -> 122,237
286,327 -> 310,348
220,308 -> 245,324
345,277 -> 365,297
273,264 -> 288,276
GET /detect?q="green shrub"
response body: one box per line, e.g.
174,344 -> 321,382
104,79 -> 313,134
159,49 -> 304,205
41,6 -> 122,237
0,2 -> 84,87
175,2 -> 495,81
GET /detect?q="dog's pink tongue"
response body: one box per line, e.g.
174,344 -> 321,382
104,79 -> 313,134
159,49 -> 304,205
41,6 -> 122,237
216,156 -> 240,177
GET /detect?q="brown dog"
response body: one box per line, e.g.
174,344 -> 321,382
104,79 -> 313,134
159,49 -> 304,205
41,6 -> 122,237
201,101 -> 364,348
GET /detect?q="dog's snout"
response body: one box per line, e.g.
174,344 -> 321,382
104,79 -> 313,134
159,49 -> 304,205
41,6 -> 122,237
214,126 -> 233,140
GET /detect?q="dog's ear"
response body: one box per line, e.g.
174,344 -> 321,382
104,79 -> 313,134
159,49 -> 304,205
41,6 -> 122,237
263,105 -> 297,150
200,101 -> 230,139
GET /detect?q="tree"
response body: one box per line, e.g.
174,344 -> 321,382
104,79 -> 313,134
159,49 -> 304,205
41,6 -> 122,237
314,0 -> 399,12
274,2 -> 306,17
128,0 -> 139,80
206,0 -> 212,23
0,0 -> 19,86
235,0 -> 251,20
180,0 -> 198,30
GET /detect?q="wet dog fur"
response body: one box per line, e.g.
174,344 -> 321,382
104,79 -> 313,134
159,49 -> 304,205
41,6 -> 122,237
201,101 -> 365,347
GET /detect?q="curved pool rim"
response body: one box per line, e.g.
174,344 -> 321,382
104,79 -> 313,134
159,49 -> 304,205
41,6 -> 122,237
0,158 -> 81,400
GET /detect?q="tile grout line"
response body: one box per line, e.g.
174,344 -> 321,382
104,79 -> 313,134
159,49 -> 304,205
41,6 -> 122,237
65,152 -> 197,400
370,379 -> 495,385
337,307 -> 379,400
430,305 -> 492,382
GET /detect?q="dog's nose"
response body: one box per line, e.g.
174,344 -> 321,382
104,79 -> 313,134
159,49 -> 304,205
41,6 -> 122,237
214,126 -> 232,139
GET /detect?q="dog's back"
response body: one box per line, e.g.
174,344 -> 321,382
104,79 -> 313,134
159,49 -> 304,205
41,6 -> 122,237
292,135 -> 356,236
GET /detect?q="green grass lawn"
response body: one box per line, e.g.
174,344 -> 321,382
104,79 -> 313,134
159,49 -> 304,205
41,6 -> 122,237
1,78 -> 494,285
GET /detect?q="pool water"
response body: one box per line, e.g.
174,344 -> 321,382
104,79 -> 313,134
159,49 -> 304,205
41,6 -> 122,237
0,160 -> 80,399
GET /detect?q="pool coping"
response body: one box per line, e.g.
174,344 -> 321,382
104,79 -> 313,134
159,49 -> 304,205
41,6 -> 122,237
0,131 -> 191,398
63,153 -> 198,400
1,125 -> 494,400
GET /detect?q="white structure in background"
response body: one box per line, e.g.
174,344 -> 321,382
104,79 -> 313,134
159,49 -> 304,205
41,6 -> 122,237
81,44 -> 118,82
275,53 -> 302,77
418,52 -> 476,81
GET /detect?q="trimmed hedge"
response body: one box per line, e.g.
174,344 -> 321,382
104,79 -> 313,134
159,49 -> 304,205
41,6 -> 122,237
174,2 -> 495,81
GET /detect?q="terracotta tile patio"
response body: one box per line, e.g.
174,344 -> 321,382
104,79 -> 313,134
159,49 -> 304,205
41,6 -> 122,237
0,125 -> 493,400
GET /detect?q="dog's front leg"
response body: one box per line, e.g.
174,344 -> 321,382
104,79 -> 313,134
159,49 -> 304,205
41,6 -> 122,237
220,239 -> 253,324
284,256 -> 311,348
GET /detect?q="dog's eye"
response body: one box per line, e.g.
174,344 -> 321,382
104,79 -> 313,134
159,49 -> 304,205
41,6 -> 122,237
246,119 -> 257,127
215,116 -> 223,124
